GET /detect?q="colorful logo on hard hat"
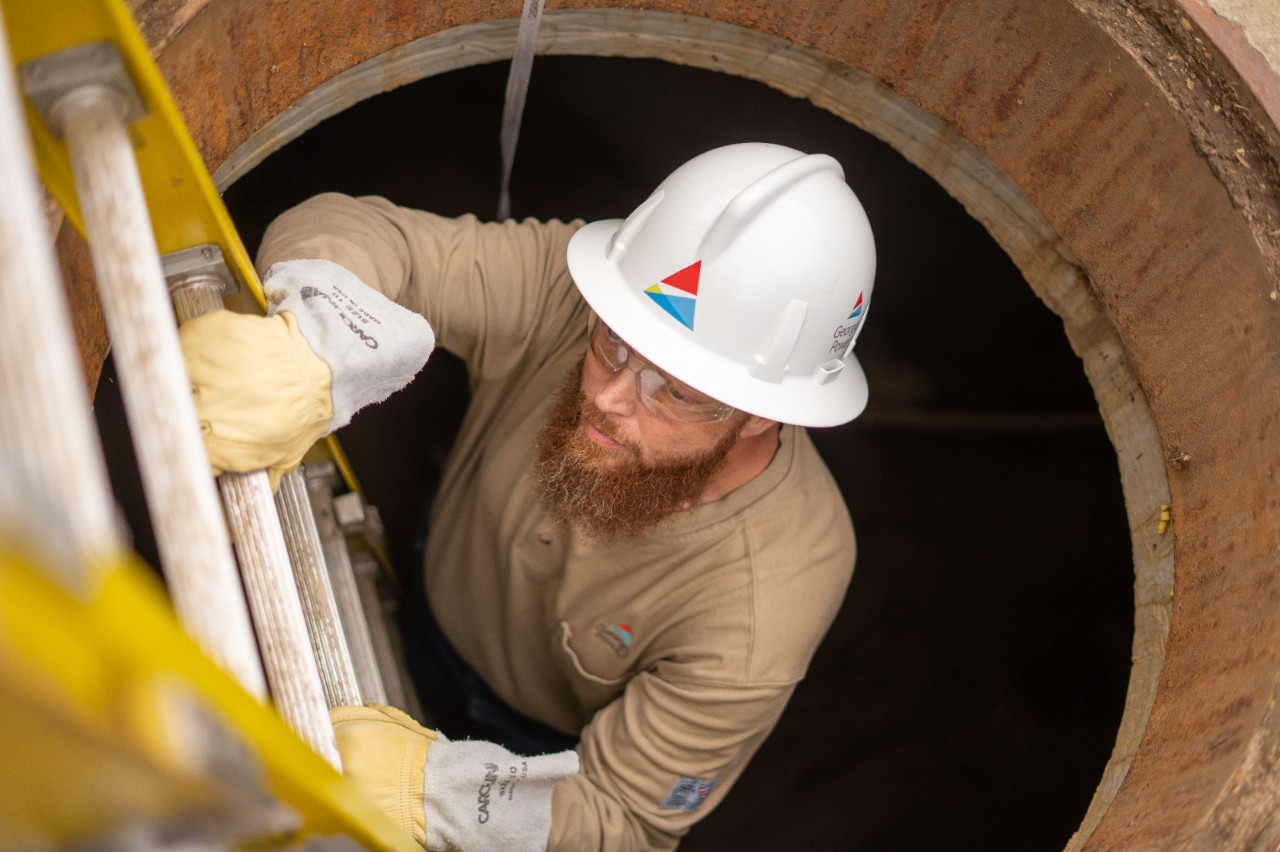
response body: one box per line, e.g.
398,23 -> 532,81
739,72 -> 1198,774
643,261 -> 701,330
848,293 -> 865,321
829,292 -> 867,354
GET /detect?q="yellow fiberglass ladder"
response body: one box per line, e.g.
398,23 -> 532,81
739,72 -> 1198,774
0,0 -> 418,846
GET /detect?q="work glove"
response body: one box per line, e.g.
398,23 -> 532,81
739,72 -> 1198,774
179,259 -> 434,488
331,703 -> 436,844
180,310 -> 331,489
330,703 -> 580,852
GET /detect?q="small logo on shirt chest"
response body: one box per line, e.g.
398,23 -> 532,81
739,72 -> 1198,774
594,623 -> 633,658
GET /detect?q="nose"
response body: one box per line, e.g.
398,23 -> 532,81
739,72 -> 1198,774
590,363 -> 639,419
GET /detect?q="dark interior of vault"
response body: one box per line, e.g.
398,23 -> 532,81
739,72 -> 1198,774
93,56 -> 1134,850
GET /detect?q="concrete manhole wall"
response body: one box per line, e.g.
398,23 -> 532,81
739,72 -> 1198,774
60,1 -> 1280,848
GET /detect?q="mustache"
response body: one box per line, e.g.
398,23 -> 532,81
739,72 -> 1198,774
581,399 -> 619,437
580,400 -> 630,446
580,401 -> 616,438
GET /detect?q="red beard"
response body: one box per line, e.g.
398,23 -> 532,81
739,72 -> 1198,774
534,362 -> 741,541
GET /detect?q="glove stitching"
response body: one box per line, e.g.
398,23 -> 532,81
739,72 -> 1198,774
398,743 -> 413,839
281,317 -> 334,430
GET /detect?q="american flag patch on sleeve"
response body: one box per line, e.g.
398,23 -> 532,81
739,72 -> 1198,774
660,776 -> 718,812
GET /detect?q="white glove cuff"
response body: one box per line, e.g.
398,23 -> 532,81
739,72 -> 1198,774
262,259 -> 435,430
423,733 -> 579,852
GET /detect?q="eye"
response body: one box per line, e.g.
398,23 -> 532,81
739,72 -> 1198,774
665,381 -> 688,403
599,329 -> 628,364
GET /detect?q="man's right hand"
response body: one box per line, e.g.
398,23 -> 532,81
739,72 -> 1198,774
179,309 -> 333,489
179,258 -> 435,488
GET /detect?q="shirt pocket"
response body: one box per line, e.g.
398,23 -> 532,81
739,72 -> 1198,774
557,621 -> 632,687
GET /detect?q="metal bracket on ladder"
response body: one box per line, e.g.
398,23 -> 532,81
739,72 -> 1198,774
20,39 -> 145,129
162,243 -> 241,300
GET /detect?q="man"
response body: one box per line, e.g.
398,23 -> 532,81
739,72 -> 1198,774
182,143 -> 876,850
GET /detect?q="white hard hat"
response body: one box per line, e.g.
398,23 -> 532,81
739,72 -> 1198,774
567,142 -> 877,427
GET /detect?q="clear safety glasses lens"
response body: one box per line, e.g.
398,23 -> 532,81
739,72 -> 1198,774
587,320 -> 735,424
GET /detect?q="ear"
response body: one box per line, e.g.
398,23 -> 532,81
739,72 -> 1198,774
739,415 -> 780,439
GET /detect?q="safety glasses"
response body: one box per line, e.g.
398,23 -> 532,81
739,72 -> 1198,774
587,318 -> 736,424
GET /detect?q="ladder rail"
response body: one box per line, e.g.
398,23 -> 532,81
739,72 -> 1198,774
46,72 -> 347,772
306,466 -> 391,706
168,251 -> 367,715
51,81 -> 272,701
276,469 -> 365,709
0,14 -> 119,592
216,468 -> 341,764
169,272 -> 345,761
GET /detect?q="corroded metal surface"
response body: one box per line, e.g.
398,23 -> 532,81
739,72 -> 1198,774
59,1 -> 1280,848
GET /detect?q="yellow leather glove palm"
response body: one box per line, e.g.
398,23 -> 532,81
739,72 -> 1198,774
330,703 -> 437,846
179,310 -> 333,489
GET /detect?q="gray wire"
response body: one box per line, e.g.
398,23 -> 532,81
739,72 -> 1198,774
497,0 -> 545,221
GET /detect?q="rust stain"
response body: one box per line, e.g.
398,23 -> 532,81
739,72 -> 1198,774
878,0 -> 952,90
990,50 -> 1042,124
